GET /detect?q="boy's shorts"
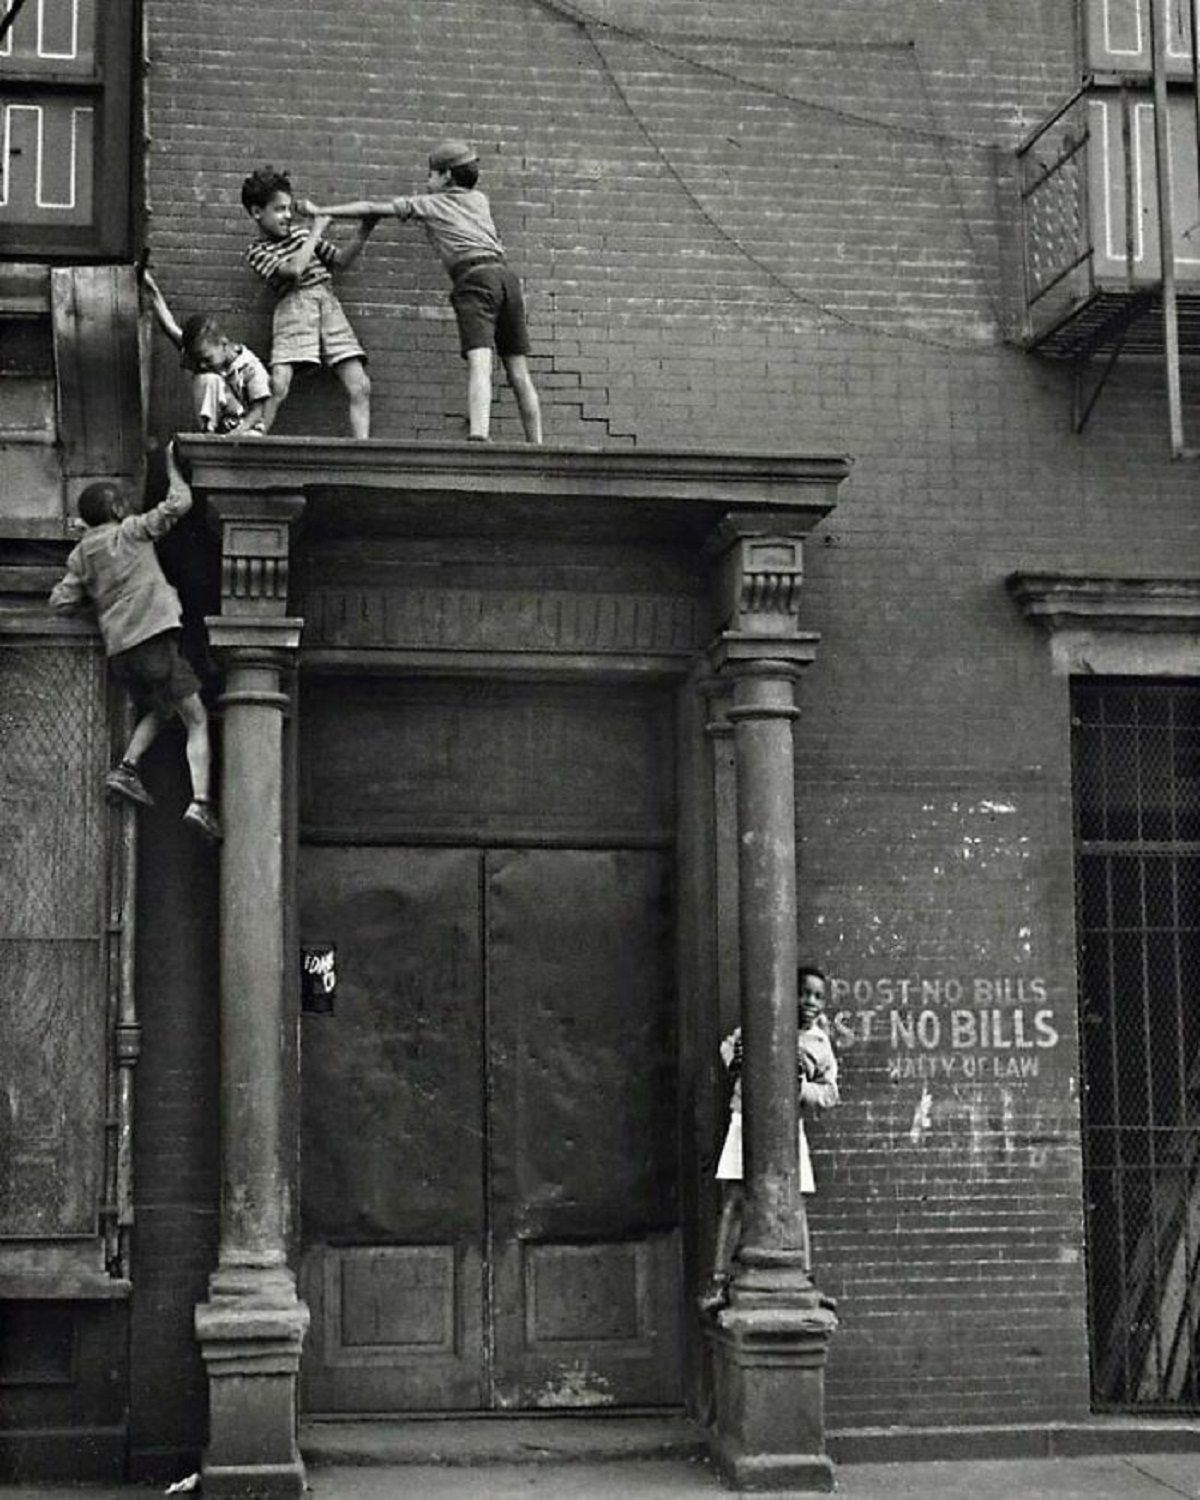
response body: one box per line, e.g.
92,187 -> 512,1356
109,629 -> 200,718
449,262 -> 531,359
271,284 -> 365,368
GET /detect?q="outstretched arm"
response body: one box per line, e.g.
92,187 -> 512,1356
308,198 -> 396,219
124,440 -> 194,541
140,268 -> 183,350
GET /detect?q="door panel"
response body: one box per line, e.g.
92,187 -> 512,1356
299,847 -> 485,1411
486,849 -> 681,1408
297,842 -> 681,1411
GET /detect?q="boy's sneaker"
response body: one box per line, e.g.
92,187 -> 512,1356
183,800 -> 223,844
105,764 -> 154,807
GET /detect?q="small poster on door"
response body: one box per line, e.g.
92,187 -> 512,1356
301,944 -> 337,1013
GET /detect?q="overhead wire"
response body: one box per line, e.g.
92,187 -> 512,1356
531,0 -> 1003,352
526,0 -> 996,150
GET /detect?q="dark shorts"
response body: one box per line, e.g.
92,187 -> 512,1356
109,630 -> 200,718
449,262 -> 531,359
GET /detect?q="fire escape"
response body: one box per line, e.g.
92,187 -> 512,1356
1016,0 -> 1200,455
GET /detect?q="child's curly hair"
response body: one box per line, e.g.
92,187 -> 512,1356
241,164 -> 292,213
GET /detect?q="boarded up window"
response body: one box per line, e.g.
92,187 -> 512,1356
0,642 -> 109,1241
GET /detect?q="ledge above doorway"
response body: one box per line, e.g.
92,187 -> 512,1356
175,436 -> 850,545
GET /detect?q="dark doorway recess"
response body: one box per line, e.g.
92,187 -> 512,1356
297,676 -> 682,1412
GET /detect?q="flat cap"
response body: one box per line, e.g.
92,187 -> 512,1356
429,138 -> 479,171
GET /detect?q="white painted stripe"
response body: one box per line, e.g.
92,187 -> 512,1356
0,106 -> 10,205
36,0 -> 79,60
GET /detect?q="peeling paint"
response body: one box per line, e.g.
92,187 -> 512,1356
532,1362 -> 615,1408
909,1087 -> 933,1142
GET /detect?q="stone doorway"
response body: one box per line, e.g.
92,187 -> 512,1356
296,675 -> 682,1413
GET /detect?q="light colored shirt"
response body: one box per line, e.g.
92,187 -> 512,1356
390,187 -> 505,275
220,343 -> 271,406
49,473 -> 192,656
245,227 -> 338,294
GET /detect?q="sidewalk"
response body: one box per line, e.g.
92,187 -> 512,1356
3,1451 -> 1200,1498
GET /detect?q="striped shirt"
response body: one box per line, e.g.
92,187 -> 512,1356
245,228 -> 338,295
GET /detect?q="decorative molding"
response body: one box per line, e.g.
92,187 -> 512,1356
208,493 -> 305,619
714,536 -> 806,635
178,435 -> 850,518
303,586 -> 707,657
1007,573 -> 1200,632
1007,572 -> 1200,676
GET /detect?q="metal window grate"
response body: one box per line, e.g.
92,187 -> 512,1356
1072,679 -> 1200,1411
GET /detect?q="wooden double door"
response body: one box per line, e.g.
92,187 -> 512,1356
297,679 -> 682,1413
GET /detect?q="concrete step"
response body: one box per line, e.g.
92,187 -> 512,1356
300,1414 -> 707,1468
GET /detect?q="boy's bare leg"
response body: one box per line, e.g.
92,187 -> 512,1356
465,347 -> 493,439
178,693 -> 222,842
106,709 -> 167,807
503,354 -> 543,444
334,358 -> 371,439
263,364 -> 293,434
700,1182 -> 744,1310
193,373 -> 224,433
123,709 -> 168,767
712,1182 -> 744,1282
177,693 -> 212,803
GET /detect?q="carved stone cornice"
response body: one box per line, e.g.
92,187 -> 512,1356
208,492 -> 305,618
1007,573 -> 1200,632
708,511 -> 821,642
1007,572 -> 1200,675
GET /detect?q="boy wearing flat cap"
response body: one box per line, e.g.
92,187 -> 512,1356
313,141 -> 542,444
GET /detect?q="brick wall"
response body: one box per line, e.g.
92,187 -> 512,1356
140,0 -> 1200,1434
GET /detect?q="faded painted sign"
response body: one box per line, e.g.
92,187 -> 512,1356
828,975 -> 1061,1082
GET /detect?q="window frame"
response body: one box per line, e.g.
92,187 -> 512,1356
0,0 -> 136,260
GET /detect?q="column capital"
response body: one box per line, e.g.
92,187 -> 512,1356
205,617 -> 305,656
709,512 -> 813,641
708,631 -> 821,678
207,491 -> 306,620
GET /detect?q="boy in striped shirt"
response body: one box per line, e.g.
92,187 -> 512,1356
242,165 -> 377,437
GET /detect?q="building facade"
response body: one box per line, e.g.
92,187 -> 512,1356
2,0 -> 1200,1486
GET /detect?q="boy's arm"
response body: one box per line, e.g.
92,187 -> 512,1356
270,212 -> 334,285
122,441 -> 194,541
227,353 -> 271,433
140,268 -> 184,349
329,213 -> 381,270
310,198 -> 396,219
228,396 -> 268,433
48,551 -> 88,613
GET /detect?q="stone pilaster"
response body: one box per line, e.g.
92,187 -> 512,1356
704,518 -> 837,1493
193,493 -> 309,1498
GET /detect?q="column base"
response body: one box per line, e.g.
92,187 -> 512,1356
194,1266 -> 310,1497
199,1460 -> 308,1498
705,1301 -> 837,1493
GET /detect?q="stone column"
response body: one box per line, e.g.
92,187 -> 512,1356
193,493 -> 309,1499
704,518 -> 837,1493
